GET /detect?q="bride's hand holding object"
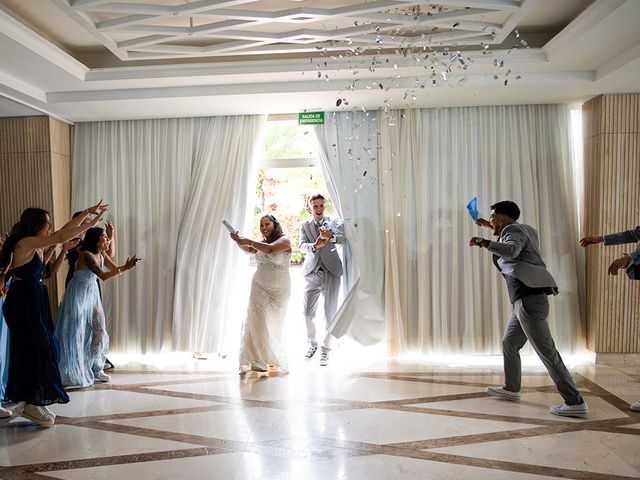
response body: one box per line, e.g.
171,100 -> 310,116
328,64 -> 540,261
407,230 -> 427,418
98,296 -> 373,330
236,237 -> 252,247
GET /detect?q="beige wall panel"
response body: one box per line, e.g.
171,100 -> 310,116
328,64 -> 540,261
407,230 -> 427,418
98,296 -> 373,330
0,116 -> 71,313
50,151 -> 72,303
0,152 -> 53,233
49,118 -> 71,157
0,116 -> 50,154
50,152 -> 71,234
583,94 -> 640,354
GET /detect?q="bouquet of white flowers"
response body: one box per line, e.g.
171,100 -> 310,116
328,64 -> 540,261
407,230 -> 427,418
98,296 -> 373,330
321,217 -> 343,235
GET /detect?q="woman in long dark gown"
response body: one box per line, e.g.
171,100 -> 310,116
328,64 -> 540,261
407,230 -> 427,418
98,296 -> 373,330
0,202 -> 105,427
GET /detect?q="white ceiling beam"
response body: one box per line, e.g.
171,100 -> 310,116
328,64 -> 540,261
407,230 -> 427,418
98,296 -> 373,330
365,15 -> 501,33
117,19 -> 252,48
596,42 -> 640,80
492,0 -> 536,44
175,8 -> 297,22
70,0 -> 113,9
332,0 -> 422,17
364,8 -> 497,24
131,38 -> 272,55
120,23 -> 378,50
544,0 -> 626,60
83,48 -> 547,81
129,37 -> 505,59
49,0 -> 129,60
0,80 -> 72,124
94,0 -> 258,30
88,0 -> 256,16
426,0 -> 521,11
0,4 -> 89,79
79,3 -> 180,14
353,32 -> 492,48
46,71 -> 595,104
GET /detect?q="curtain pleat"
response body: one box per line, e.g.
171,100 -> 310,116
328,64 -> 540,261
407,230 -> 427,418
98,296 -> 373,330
314,112 -> 386,345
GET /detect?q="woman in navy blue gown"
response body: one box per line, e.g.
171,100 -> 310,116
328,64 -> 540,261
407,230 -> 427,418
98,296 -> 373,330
0,203 -> 105,426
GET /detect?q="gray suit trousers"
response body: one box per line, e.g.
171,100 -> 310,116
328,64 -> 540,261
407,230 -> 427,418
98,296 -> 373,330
502,295 -> 583,405
303,268 -> 341,352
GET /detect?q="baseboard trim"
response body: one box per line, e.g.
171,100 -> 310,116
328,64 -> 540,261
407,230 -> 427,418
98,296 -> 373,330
595,353 -> 640,366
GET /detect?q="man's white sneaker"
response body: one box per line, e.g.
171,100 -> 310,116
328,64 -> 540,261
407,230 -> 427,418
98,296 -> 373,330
94,370 -> 112,382
485,386 -> 521,402
319,352 -> 329,366
550,402 -> 588,418
22,404 -> 55,427
250,361 -> 268,373
630,400 -> 640,412
0,405 -> 12,419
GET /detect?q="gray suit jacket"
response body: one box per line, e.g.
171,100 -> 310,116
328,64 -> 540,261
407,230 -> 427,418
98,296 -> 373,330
604,226 -> 640,265
299,217 -> 344,277
487,222 -> 558,290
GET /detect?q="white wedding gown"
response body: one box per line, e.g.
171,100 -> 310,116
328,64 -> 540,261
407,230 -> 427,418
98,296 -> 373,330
239,250 -> 291,373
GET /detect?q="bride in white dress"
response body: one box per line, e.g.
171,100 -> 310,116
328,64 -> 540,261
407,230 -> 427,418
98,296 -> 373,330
231,215 -> 291,375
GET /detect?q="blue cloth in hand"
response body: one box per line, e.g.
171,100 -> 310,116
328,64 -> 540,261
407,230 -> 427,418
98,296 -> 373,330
466,196 -> 479,222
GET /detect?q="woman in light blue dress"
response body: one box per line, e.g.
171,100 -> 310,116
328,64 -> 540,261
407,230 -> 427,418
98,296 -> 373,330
54,227 -> 140,387
0,262 -> 11,418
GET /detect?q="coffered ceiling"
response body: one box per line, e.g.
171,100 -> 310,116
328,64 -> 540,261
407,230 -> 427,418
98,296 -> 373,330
47,0 -> 529,61
0,0 -> 639,122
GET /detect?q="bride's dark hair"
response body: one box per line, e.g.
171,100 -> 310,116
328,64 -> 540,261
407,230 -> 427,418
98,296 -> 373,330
262,214 -> 284,244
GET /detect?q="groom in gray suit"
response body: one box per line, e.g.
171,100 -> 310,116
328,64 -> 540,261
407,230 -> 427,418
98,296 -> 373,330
471,200 -> 587,417
299,194 -> 344,366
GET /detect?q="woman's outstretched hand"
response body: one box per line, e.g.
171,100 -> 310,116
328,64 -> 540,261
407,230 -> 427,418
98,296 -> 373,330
580,236 -> 604,247
87,199 -> 109,216
123,255 -> 141,271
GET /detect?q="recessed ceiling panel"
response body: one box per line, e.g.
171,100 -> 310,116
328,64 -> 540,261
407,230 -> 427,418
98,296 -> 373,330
48,0 -> 530,61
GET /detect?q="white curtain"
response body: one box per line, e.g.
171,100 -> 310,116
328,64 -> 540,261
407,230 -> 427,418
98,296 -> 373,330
72,116 -> 265,354
381,105 -> 584,354
314,111 -> 385,345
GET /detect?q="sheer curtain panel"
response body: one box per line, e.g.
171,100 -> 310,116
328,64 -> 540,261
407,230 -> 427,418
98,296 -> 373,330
72,116 -> 265,354
381,105 -> 584,355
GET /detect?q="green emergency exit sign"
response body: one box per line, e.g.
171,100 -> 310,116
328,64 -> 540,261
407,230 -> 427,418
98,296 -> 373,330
298,112 -> 324,125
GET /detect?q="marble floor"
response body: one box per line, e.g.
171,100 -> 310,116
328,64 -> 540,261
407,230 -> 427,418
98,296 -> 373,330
1,357 -> 639,480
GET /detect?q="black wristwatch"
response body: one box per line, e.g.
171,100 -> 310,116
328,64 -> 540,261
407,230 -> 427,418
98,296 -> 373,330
475,238 -> 486,247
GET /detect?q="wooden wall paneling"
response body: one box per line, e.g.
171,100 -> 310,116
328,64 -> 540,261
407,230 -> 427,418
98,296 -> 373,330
0,115 -> 72,313
582,94 -> 640,356
0,116 -> 50,155
0,152 -> 53,233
